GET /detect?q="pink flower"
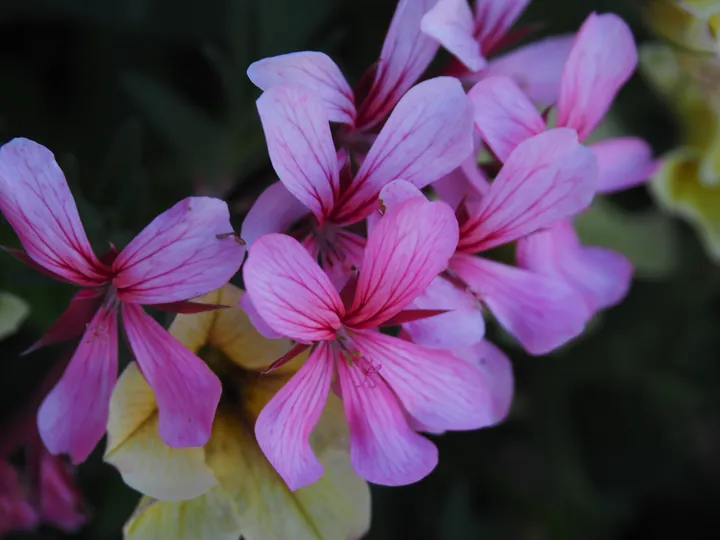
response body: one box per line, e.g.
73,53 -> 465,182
0,388 -> 87,536
384,127 -> 599,354
0,138 -> 246,463
247,0 -> 439,132
467,12 -> 659,314
241,78 -> 473,289
243,197 -> 497,489
421,0 -> 575,105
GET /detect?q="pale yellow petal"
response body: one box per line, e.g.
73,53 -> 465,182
206,387 -> 370,540
651,148 -> 720,261
124,494 -> 239,540
0,292 -> 29,340
207,286 -> 300,373
168,287 -> 224,353
699,125 -> 720,185
640,43 -> 684,98
105,363 -> 216,501
644,0 -> 716,52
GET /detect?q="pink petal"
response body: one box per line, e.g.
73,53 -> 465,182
450,255 -> 590,355
473,0 -> 531,52
247,51 -> 356,125
39,453 -> 86,532
0,138 -> 107,286
556,13 -> 637,140
481,35 -> 574,106
516,220 -> 633,312
590,137 -> 659,194
378,179 -> 425,211
255,342 -> 334,490
37,306 -> 118,464
121,303 -> 221,448
255,85 -> 340,222
241,181 -> 309,246
243,233 -> 344,342
356,0 -> 439,129
459,128 -> 598,253
421,0 -> 485,71
0,461 -> 40,535
405,276 -> 485,349
467,76 -> 545,162
351,330 -> 496,431
336,358 -> 438,486
238,293 -> 283,340
112,197 -> 244,304
453,340 -> 514,425
345,197 -> 459,329
433,157 -> 489,210
335,77 -> 473,224
23,289 -> 104,355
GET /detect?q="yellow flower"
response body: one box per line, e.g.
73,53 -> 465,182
104,284 -> 370,540
641,43 -> 720,261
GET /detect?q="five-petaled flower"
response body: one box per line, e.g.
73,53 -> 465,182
244,196 -> 501,489
0,138 -> 246,463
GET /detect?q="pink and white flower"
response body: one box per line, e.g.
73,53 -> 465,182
0,138 -> 246,463
243,197 -> 497,489
467,12 -> 659,314
384,127 -> 599,354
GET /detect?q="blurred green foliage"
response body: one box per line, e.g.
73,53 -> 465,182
1,0 -> 719,539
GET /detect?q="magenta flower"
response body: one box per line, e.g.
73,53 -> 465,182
421,0 -> 575,105
384,127 -> 598,354
0,381 -> 86,536
243,197 -> 496,489
247,0 -> 439,132
241,77 -> 473,289
467,12 -> 659,314
0,138 -> 246,463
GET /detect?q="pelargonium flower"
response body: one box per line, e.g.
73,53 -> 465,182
467,12 -> 659,315
421,0 -> 575,105
0,138 -> 246,463
244,197 -> 498,488
384,127 -> 598,354
0,451 -> 86,536
241,78 -> 472,289
0,378 -> 87,536
105,284 -> 370,540
247,0 -> 439,133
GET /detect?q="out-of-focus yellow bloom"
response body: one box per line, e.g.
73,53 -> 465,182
104,284 -> 370,540
641,43 -> 720,260
0,291 -> 29,340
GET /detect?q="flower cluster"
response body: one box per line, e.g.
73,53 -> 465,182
0,1 -> 656,537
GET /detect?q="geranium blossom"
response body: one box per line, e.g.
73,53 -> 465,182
244,197 -> 499,488
241,78 -> 472,289
0,138 -> 245,463
467,12 -> 658,314
384,127 -> 598,354
0,370 -> 87,536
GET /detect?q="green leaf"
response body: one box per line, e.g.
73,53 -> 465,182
575,198 -> 681,278
0,292 -> 30,340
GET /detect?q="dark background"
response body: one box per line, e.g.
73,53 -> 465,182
1,0 -> 719,538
